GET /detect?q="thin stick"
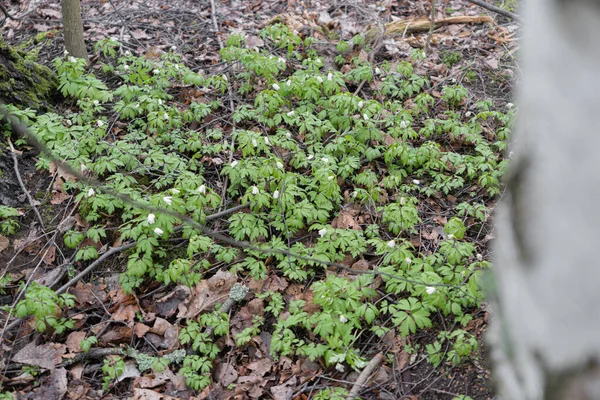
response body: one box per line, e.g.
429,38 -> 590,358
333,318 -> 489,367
466,0 -> 520,22
425,0 -> 436,54
346,352 -> 385,400
7,139 -> 46,231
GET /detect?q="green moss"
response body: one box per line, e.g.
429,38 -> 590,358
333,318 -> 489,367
0,38 -> 57,110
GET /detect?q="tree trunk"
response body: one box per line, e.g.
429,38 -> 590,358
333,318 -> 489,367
61,0 -> 87,60
492,0 -> 600,399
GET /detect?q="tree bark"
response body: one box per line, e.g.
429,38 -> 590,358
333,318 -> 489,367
492,0 -> 600,399
61,0 -> 87,60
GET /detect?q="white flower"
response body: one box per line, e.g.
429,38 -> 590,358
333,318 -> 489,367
135,103 -> 140,108
171,188 -> 180,194
222,74 -> 228,81
405,257 -> 412,264
339,315 -> 348,323
317,76 -> 323,83
251,186 -> 259,195
477,253 -> 483,261
123,65 -> 129,71
93,100 -> 99,106
285,131 -> 292,138
97,120 -> 104,127
352,191 -> 358,198
399,197 -> 406,205
66,119 -> 72,126
278,57 -> 286,63
273,190 -> 280,199
197,185 -> 206,194
124,50 -> 131,56
328,175 -> 335,181
400,121 -> 408,129
163,113 -> 169,120
252,139 -> 258,147
465,111 -> 472,117
318,228 -> 327,237
174,64 -> 180,70
147,214 -> 156,224
272,83 -> 280,90
508,151 -> 515,159
335,363 -> 345,372
153,69 -> 160,74
264,137 -> 270,145
412,179 -> 420,185
363,114 -> 369,120
63,49 -> 69,56
163,196 -> 172,205
68,56 -> 77,63
231,160 -> 238,168
386,240 -> 396,248
80,164 -> 87,172
286,80 -> 292,86
426,286 -> 437,295
375,67 -> 381,75
276,162 -> 284,169
87,188 -> 95,197
327,72 -> 333,81
321,157 -> 329,163
358,101 -> 364,109
447,234 -> 455,239
170,45 -> 177,51
506,102 -> 514,109
307,154 -> 314,160
154,227 -> 164,235
287,111 -> 295,117
110,37 -> 118,42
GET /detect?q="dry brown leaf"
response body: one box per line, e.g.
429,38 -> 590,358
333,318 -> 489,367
246,358 -> 273,377
134,323 -> 151,338
270,376 -> 296,400
331,210 -> 361,230
13,342 -> 66,370
65,331 -> 87,353
42,245 -> 56,265
214,363 -> 238,386
0,235 -> 9,253
50,191 -> 71,205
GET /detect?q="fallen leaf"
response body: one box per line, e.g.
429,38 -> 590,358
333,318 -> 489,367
0,235 -> 8,253
134,323 -> 151,338
331,210 -> 361,230
214,363 -> 238,386
246,358 -> 273,377
42,245 -> 56,265
116,361 -> 140,382
66,331 -> 87,353
13,342 -> 66,370
246,35 -> 264,48
270,376 -> 296,400
131,29 -> 150,39
133,388 -> 180,400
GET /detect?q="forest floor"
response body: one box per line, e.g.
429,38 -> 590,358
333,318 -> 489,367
0,0 -> 518,399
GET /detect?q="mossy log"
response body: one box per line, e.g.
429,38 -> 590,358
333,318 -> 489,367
0,39 -> 57,110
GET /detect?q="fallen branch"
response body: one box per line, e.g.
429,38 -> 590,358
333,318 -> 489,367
7,138 -> 46,231
381,15 -> 494,37
346,352 -> 385,400
466,0 -> 520,23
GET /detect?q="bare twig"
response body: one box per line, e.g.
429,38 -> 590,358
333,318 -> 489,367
425,0 -> 436,54
346,352 -> 385,400
466,0 -> 520,22
7,139 -> 45,231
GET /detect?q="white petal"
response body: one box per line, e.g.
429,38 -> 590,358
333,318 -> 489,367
264,137 -> 270,145
231,160 -> 238,168
154,227 -> 164,235
339,315 -> 348,323
147,214 -> 155,224
386,240 -> 395,248
252,186 -> 259,195
405,257 -> 412,264
307,154 -> 314,160
287,111 -> 295,117
197,185 -> 206,194
321,157 -> 329,163
163,196 -> 172,205
252,139 -> 258,147
327,73 -> 333,81
97,120 -> 104,127
412,179 -> 420,185
317,76 -> 323,83
272,83 -> 280,90
358,101 -> 363,109
87,188 -> 95,197
318,228 -> 327,237
426,286 -> 436,295
363,114 -> 369,120
273,190 -> 280,199
276,162 -> 284,169
328,175 -> 335,181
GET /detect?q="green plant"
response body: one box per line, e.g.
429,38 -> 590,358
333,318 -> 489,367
0,206 -> 19,235
14,282 -> 76,333
102,355 -> 125,391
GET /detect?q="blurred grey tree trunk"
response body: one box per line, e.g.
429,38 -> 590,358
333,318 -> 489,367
61,0 -> 87,59
491,0 -> 600,399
